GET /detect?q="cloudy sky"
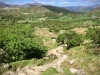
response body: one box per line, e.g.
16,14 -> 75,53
1,0 -> 100,6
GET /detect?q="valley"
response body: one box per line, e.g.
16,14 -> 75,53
0,2 -> 100,75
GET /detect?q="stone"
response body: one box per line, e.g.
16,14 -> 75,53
2,71 -> 17,75
43,57 -> 49,60
77,69 -> 85,75
17,73 -> 26,75
2,64 -> 9,69
69,68 -> 77,73
46,46 -> 64,58
22,66 -> 29,71
2,46 -> 69,75
23,68 -> 34,75
16,68 -> 25,75
69,59 -> 75,64
56,67 -> 64,73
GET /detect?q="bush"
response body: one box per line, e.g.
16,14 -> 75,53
56,30 -> 83,49
0,24 -> 47,63
56,32 -> 66,45
86,27 -> 100,55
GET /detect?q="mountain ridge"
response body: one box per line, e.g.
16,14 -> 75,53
63,4 -> 100,12
0,2 -> 100,12
0,2 -> 11,7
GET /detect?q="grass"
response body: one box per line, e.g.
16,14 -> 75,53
41,67 -> 58,75
20,18 -> 40,23
2,43 -> 100,75
9,44 -> 100,75
10,57 -> 55,71
63,67 -> 77,75
61,45 -> 100,75
35,28 -> 57,49
72,27 -> 87,34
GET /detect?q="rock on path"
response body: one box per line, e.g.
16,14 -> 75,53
2,46 -> 68,75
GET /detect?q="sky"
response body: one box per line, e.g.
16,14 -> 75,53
1,0 -> 100,6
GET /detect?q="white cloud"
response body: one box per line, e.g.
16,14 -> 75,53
78,0 -> 100,3
59,2 -> 70,4
38,1 -> 47,4
37,1 -> 56,4
34,0 -> 68,2
48,2 -> 55,4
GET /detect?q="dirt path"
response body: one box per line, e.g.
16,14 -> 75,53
2,46 -> 68,75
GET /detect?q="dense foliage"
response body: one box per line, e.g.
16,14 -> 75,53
0,24 -> 47,63
86,27 -> 100,55
56,30 -> 83,49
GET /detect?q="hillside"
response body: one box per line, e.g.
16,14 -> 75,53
20,5 -> 73,18
0,2 -> 73,17
0,2 -> 10,7
63,4 -> 100,12
0,2 -> 100,75
42,5 -> 72,14
90,8 -> 100,18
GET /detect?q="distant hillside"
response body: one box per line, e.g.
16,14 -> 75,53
90,7 -> 100,16
22,3 -> 44,7
0,2 -> 10,7
21,3 -> 72,14
42,5 -> 72,14
63,4 -> 100,12
0,2 -> 73,16
19,5 -> 73,18
0,2 -> 19,8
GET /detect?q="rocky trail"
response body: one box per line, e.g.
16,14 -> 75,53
2,46 -> 85,75
2,46 -> 68,75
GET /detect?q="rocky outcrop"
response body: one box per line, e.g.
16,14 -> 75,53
77,69 -> 85,75
46,46 -> 64,58
69,59 -> 75,64
69,68 -> 78,73
2,46 -> 68,75
56,66 -> 64,73
2,71 -> 17,75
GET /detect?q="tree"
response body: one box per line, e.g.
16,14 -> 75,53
0,24 -> 47,63
56,30 -> 83,49
56,32 -> 66,45
86,27 -> 100,55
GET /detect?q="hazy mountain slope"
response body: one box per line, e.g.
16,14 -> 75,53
22,3 -> 44,7
63,4 -> 100,12
0,2 -> 10,7
19,5 -> 73,18
90,7 -> 100,16
42,5 -> 72,14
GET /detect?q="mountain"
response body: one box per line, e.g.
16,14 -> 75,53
90,6 -> 100,16
0,2 -> 11,7
63,4 -> 100,12
0,2 -> 71,14
42,5 -> 72,14
21,3 -> 73,14
0,2 -> 19,7
90,4 -> 100,9
22,3 -> 44,7
17,4 -> 73,18
19,3 -> 72,14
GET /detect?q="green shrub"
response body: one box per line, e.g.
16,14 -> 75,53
0,24 -> 47,63
56,30 -> 83,49
86,27 -> 100,55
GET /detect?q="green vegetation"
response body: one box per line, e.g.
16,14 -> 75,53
86,27 -> 100,55
63,46 -> 100,75
41,67 -> 58,75
0,24 -> 47,63
0,5 -> 100,75
56,30 -> 83,49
